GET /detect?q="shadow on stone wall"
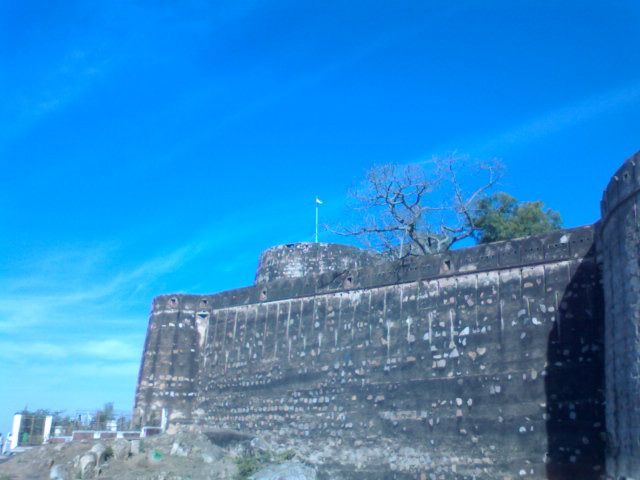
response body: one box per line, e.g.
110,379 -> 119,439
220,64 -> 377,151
545,246 -> 606,479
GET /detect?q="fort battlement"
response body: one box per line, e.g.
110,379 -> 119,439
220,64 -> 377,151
134,151 -> 640,480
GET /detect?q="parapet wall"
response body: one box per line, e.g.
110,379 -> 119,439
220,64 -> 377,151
255,242 -> 380,284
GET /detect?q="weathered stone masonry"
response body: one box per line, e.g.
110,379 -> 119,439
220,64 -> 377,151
600,151 -> 640,480
134,151 -> 640,479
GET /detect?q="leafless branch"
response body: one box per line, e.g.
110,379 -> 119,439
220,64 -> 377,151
335,154 -> 503,256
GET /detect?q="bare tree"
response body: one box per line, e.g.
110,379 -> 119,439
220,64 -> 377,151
337,154 -> 502,257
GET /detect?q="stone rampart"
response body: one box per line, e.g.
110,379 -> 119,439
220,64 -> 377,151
135,226 -> 605,479
600,151 -> 640,479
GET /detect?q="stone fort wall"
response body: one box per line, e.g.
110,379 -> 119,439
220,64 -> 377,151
134,151 -> 640,479
600,151 -> 640,480
135,226 -> 605,479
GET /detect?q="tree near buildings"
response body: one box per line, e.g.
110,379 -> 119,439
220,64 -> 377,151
338,154 -> 502,257
93,402 -> 115,430
339,155 -> 561,256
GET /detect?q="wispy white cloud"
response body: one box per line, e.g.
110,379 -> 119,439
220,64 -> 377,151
64,361 -> 140,379
6,358 -> 140,381
0,237 -> 206,332
0,202 -> 274,336
407,80 -> 640,167
0,341 -> 68,360
2,48 -> 112,144
0,338 -> 141,362
78,340 -> 141,361
475,80 -> 640,153
1,0 -> 269,148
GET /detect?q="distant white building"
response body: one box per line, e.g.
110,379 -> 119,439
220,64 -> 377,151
9,413 -> 53,450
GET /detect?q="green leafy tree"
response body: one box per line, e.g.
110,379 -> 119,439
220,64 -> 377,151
473,192 -> 562,243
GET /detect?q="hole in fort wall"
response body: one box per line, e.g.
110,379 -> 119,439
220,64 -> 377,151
259,289 -> 267,301
343,276 -> 353,289
169,297 -> 178,307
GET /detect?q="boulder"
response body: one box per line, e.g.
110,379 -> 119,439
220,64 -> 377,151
49,464 -> 67,480
112,439 -> 131,460
201,452 -> 216,464
78,453 -> 96,479
89,443 -> 108,465
250,437 -> 271,454
250,461 -> 317,480
130,439 -> 141,455
200,440 -> 224,464
170,440 -> 190,457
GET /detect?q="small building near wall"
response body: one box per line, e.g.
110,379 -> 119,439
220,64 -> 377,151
9,413 -> 53,450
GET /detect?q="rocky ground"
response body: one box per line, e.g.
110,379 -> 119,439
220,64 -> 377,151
0,430 -> 316,480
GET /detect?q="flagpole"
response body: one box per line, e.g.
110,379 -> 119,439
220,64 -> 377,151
315,200 -> 319,243
315,197 -> 323,243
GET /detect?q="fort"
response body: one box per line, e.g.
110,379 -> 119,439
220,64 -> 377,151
134,151 -> 640,480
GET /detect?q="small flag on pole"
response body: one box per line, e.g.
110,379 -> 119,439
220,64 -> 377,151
315,197 -> 323,242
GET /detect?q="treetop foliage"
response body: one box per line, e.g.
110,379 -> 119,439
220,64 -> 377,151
472,192 -> 562,244
338,155 -> 562,256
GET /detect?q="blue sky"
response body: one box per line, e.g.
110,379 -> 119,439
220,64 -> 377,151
1,0 -> 639,435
